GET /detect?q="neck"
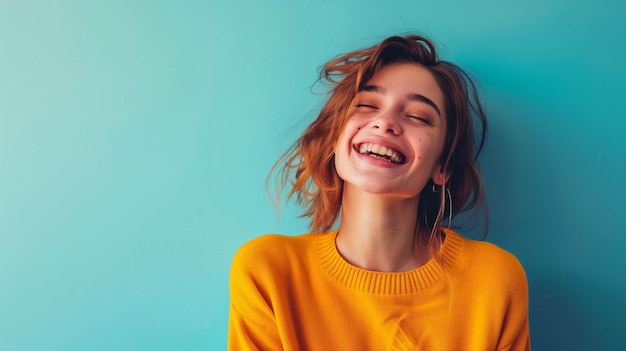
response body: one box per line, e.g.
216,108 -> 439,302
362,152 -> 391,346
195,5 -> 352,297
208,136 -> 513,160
335,185 -> 434,272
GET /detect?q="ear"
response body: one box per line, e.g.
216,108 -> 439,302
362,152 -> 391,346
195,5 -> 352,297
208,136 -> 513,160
431,169 -> 450,185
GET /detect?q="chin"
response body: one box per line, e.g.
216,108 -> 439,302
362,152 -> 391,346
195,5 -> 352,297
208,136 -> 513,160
346,181 -> 420,198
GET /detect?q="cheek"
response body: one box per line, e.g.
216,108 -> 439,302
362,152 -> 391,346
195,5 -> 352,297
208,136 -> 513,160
334,147 -> 350,181
413,138 -> 440,164
345,117 -> 360,130
337,119 -> 361,144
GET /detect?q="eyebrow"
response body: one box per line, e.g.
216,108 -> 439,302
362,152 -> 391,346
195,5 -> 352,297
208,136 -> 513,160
359,84 -> 442,117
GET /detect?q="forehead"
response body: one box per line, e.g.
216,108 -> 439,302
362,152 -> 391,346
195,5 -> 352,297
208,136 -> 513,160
363,63 -> 444,105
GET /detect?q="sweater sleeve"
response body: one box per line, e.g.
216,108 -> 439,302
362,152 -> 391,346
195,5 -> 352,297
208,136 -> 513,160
228,303 -> 281,350
497,252 -> 531,351
228,236 -> 284,351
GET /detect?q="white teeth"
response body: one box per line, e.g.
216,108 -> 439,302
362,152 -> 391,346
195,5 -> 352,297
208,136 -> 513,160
380,146 -> 390,156
357,143 -> 403,163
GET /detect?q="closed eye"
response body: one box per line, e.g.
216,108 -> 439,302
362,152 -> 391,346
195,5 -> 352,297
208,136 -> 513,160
355,103 -> 378,109
407,114 -> 432,125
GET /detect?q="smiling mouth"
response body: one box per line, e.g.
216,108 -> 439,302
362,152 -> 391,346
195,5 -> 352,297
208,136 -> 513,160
358,143 -> 406,164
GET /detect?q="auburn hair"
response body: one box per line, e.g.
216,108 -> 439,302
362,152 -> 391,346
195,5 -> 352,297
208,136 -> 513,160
270,34 -> 488,239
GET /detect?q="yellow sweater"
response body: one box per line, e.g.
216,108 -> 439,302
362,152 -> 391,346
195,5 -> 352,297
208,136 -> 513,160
228,229 -> 530,350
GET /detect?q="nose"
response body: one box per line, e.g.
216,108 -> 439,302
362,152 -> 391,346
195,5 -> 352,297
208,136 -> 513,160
371,110 -> 402,135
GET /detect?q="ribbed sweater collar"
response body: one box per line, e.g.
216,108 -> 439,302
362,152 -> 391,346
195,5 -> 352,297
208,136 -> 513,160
315,228 -> 464,295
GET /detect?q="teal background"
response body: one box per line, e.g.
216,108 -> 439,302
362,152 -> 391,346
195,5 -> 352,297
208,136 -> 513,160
1,0 -> 624,350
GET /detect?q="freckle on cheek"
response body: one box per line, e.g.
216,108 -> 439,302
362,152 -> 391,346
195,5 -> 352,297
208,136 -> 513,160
418,156 -> 422,160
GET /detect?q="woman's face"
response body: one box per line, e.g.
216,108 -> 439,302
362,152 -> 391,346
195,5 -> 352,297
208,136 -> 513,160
334,62 -> 447,199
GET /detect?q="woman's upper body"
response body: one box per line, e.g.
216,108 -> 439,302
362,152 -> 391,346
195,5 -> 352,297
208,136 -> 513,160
229,229 -> 530,351
228,34 -> 530,350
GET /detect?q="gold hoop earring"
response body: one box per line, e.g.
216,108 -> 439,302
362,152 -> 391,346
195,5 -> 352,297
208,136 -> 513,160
443,183 -> 453,228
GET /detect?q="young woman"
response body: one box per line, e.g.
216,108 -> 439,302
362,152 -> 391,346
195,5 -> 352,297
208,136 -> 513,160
228,34 -> 530,351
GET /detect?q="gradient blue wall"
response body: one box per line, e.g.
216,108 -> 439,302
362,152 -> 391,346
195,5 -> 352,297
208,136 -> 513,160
1,1 -> 624,350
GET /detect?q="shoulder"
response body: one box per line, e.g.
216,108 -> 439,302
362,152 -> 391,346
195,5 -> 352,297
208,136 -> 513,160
448,230 -> 528,293
466,237 -> 525,271
447,232 -> 531,349
233,233 -> 313,262
230,233 -> 318,280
